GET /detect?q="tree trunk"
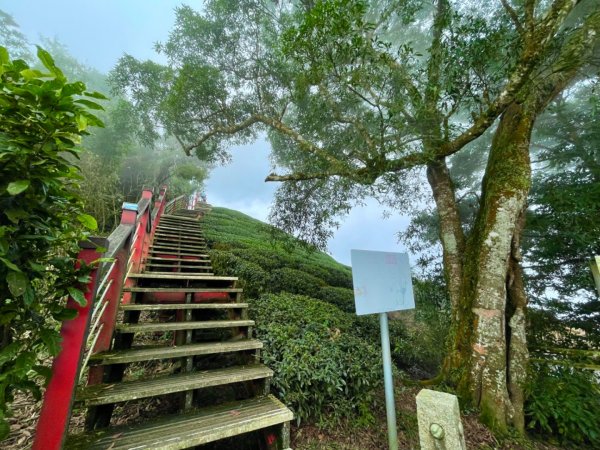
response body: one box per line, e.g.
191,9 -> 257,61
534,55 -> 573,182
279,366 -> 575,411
427,160 -> 466,315
459,102 -> 533,431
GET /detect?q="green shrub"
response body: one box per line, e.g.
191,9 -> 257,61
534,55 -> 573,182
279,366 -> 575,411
269,267 -> 325,298
0,46 -> 103,437
316,286 -> 355,313
526,364 -> 600,446
209,250 -> 269,298
250,293 -> 382,425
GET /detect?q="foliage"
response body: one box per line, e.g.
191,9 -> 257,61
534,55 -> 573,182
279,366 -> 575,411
250,293 -> 382,426
203,206 -> 452,401
0,46 -> 103,438
526,364 -> 600,446
0,10 -> 31,62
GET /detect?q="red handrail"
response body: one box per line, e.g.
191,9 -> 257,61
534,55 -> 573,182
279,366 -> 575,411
32,186 -> 174,449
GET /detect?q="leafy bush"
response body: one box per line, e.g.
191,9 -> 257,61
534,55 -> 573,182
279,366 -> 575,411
269,267 -> 325,298
316,286 -> 355,313
250,293 -> 382,425
0,46 -> 103,437
526,364 -> 600,446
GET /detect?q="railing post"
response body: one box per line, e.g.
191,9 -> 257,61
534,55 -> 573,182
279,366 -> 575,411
120,202 -> 141,306
32,239 -> 106,450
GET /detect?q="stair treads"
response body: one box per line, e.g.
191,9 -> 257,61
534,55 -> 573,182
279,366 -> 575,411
149,250 -> 209,257
120,303 -> 248,311
88,339 -> 262,365
146,257 -> 210,262
117,320 -> 254,333
151,244 -> 208,251
145,263 -> 212,269
66,395 -> 292,449
143,272 -> 215,276
76,365 -> 273,406
128,274 -> 236,281
123,287 -> 242,293
161,214 -> 201,222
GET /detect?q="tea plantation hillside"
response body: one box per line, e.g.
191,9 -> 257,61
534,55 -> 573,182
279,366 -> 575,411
201,207 -> 450,426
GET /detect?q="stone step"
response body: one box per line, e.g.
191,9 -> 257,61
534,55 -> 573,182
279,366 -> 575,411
116,320 -> 254,333
75,365 -> 273,406
88,339 -> 262,365
120,303 -> 248,311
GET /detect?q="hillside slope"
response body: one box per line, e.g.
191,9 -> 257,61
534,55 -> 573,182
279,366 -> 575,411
201,206 -> 449,427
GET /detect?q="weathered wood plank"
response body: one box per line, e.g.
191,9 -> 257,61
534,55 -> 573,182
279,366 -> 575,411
120,303 -> 248,311
116,320 -> 254,333
65,395 -> 292,449
75,365 -> 273,406
88,339 -> 262,365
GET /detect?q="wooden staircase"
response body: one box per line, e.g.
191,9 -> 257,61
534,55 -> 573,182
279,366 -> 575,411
64,208 -> 293,449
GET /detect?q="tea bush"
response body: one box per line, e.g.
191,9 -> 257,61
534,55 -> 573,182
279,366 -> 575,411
316,286 -> 355,313
526,364 -> 600,446
250,293 -> 382,425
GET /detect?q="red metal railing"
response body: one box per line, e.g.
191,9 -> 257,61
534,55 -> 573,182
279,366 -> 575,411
32,186 -> 180,450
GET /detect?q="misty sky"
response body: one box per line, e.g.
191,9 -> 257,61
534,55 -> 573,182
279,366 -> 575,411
2,0 -> 415,265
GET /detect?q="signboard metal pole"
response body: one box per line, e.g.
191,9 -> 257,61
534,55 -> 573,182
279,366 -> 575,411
380,312 -> 398,450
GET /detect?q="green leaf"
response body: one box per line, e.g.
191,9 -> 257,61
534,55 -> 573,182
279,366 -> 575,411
6,180 -> 30,195
53,308 -> 78,321
85,90 -> 108,99
77,214 -> 97,230
7,271 -> 28,297
67,287 -> 87,306
36,46 -> 65,79
5,208 -> 29,223
0,417 -> 8,441
74,99 -> 104,110
0,257 -> 21,272
33,365 -> 53,382
20,69 -> 43,80
0,46 -> 9,65
40,329 -> 61,356
23,286 -> 35,306
76,114 -> 88,131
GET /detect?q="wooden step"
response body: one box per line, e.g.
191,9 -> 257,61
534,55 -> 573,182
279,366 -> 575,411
156,224 -> 203,231
154,234 -> 206,241
143,271 -> 215,276
116,320 -> 254,333
123,287 -> 242,293
149,250 -> 209,257
88,339 -> 262,365
146,256 -> 210,262
128,274 -> 236,281
151,244 -> 208,251
145,263 -> 213,269
66,395 -> 292,449
76,365 -> 273,406
161,214 -> 202,223
120,303 -> 248,311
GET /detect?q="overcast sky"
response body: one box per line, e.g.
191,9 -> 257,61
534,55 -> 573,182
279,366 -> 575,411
2,0 -> 413,265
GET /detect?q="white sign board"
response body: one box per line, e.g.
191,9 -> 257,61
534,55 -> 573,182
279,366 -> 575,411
351,250 -> 415,315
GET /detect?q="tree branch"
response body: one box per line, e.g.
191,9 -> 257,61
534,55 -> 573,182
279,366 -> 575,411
500,0 -> 525,36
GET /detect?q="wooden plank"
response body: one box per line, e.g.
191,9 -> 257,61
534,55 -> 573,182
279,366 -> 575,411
120,303 -> 248,311
75,365 -> 273,406
161,214 -> 202,223
65,395 -> 292,449
143,272 -> 215,276
146,257 -> 210,262
145,263 -> 213,269
149,250 -> 209,257
116,320 -> 255,333
128,273 -> 236,281
88,339 -> 262,365
123,287 -> 242,293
